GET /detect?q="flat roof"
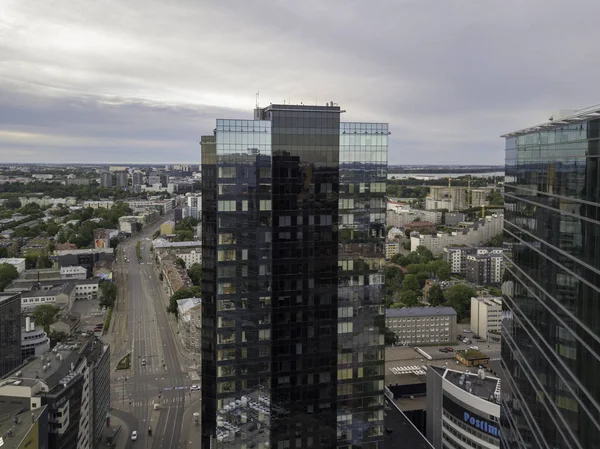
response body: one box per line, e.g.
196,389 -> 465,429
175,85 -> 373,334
384,397 -> 433,449
386,307 -> 456,318
0,404 -> 47,449
0,292 -> 20,304
55,248 -> 113,255
501,104 -> 600,137
440,366 -> 501,404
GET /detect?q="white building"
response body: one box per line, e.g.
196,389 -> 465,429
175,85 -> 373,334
0,257 -> 26,274
386,208 -> 443,227
125,199 -> 174,214
83,200 -> 115,209
186,194 -> 202,220
411,214 -> 504,255
386,307 -> 457,345
21,316 -> 50,359
176,249 -> 202,267
60,266 -> 87,280
427,366 -> 500,449
470,297 -> 502,339
385,242 -> 400,260
443,247 -> 504,274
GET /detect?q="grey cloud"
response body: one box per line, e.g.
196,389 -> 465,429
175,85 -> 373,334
1,0 -> 600,164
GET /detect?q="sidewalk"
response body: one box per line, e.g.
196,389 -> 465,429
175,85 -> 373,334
180,396 -> 202,448
103,412 -> 131,449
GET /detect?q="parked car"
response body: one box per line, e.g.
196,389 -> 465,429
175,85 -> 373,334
439,348 -> 448,353
457,335 -> 463,341
141,358 -> 146,366
190,385 -> 200,391
131,431 -> 138,441
445,347 -> 454,352
463,329 -> 472,333
473,334 -> 481,339
469,346 -> 479,350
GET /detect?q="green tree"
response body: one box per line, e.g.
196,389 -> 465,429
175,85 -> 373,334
415,245 -> 434,262
402,274 -> 420,292
428,284 -> 445,306
187,263 -> 202,286
99,282 -> 117,308
443,284 -> 476,321
0,247 -> 8,258
176,257 -> 186,269
168,286 -> 202,317
32,304 -> 60,333
4,197 -> 21,209
399,290 -> 419,307
36,255 -> 53,269
0,263 -> 19,291
383,327 -> 398,346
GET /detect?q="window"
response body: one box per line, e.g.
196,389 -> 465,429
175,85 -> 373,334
242,249 -> 248,260
218,250 -> 236,261
241,200 -> 248,211
338,368 -> 352,380
218,167 -> 236,178
218,233 -> 236,245
218,200 -> 236,211
338,322 -> 353,334
260,200 -> 272,211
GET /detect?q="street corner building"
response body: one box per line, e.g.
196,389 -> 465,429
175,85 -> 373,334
200,103 -> 388,448
501,107 -> 600,448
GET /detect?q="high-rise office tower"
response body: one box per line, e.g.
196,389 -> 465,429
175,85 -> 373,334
0,292 -> 21,377
201,104 -> 388,449
501,107 -> 600,448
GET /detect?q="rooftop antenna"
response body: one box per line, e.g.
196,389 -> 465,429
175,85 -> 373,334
255,92 -> 259,108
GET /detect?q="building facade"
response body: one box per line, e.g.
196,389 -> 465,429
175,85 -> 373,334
0,293 -> 22,377
470,297 -> 502,340
501,107 -> 600,448
201,104 -> 387,449
465,252 -> 504,285
21,316 -> 50,360
385,307 -> 457,345
0,257 -> 26,273
443,247 -> 504,275
426,366 -> 501,449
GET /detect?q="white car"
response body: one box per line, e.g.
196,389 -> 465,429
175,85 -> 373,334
190,385 -> 200,391
469,346 -> 479,350
463,329 -> 472,333
131,431 -> 138,441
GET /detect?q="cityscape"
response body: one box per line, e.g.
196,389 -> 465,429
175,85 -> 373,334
1,2 -> 599,449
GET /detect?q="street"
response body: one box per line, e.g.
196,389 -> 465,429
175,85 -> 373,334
108,217 -> 198,449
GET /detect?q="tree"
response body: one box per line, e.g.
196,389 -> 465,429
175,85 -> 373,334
402,274 -> 420,292
168,286 -> 202,317
428,284 -> 445,306
4,197 -> 21,209
187,263 -> 202,286
443,284 -> 476,321
0,247 -> 7,258
36,255 -> 53,269
99,282 -> 117,308
110,237 -> 120,249
383,327 -> 398,346
0,263 -> 19,291
176,257 -> 186,269
415,245 -> 434,262
399,290 -> 419,307
32,304 -> 60,333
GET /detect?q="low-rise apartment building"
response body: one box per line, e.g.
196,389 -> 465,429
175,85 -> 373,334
385,242 -> 400,260
386,307 -> 457,345
470,296 -> 502,340
60,265 -> 87,280
176,297 -> 202,355
0,257 -> 26,273
83,200 -> 115,209
465,251 -> 504,285
443,247 -> 503,275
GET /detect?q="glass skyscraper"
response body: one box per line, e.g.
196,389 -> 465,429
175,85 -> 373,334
201,104 -> 388,449
501,107 -> 600,449
0,292 -> 22,377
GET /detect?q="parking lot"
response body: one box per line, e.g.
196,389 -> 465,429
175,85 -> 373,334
70,298 -> 107,334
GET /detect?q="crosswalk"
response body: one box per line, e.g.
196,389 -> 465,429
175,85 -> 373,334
129,396 -> 185,407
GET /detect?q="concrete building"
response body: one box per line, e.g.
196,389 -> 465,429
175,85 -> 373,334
67,177 -> 91,186
426,365 -> 500,449
470,297 -> 502,340
386,307 -> 457,345
0,293 -> 22,378
21,316 -> 50,360
386,208 -> 442,228
0,404 -> 48,449
186,194 -> 202,220
411,214 -> 503,255
465,251 -> 504,285
20,282 -> 76,311
125,199 -> 174,214
161,260 -> 193,297
118,216 -> 140,234
444,212 -> 466,226
99,171 -> 112,188
385,241 -> 400,260
443,247 -> 503,275
0,257 -> 26,274
160,220 -> 175,235
115,171 -> 128,188
60,265 -> 87,280
54,248 -> 114,278
83,200 -> 114,209
176,297 -> 202,354
132,171 -> 145,186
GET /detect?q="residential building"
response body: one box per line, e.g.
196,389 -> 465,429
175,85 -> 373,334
470,297 -> 502,340
83,200 -> 114,209
54,248 -> 114,277
66,177 -> 91,186
0,405 -> 48,449
426,366 -> 500,449
125,199 -> 174,214
386,208 -> 442,227
501,107 -> 600,448
200,104 -> 387,449
0,293 -> 22,377
147,174 -> 161,185
60,265 -> 87,280
21,316 -> 50,360
160,220 -> 175,235
444,212 -> 466,226
0,257 -> 26,273
410,214 -> 504,255
132,171 -> 145,186
115,171 -> 128,188
385,242 -> 400,260
161,260 -> 193,297
385,307 -> 457,345
99,171 -> 112,188
465,251 -> 504,285
176,297 -> 202,354
443,246 -> 503,275
186,194 -> 202,220
20,282 -> 76,311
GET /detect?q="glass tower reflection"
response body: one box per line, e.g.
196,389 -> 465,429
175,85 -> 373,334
501,111 -> 600,449
201,105 -> 388,449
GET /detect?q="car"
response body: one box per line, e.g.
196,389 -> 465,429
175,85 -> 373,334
141,358 -> 146,366
463,329 -> 472,333
190,385 -> 200,391
439,348 -> 448,353
131,431 -> 138,441
473,334 -> 481,339
469,346 -> 479,350
445,347 -> 454,352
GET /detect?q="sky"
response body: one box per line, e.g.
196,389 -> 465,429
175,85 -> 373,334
1,0 -> 600,165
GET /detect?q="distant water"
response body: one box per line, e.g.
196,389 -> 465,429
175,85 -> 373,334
387,171 -> 504,180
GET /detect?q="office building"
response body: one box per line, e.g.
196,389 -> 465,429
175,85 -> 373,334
54,248 -> 114,277
0,293 -> 22,377
501,107 -> 600,448
426,366 -> 500,449
470,297 -> 502,340
201,104 -> 387,449
186,193 -> 202,220
385,307 -> 457,345
465,251 -> 504,285
99,171 -> 112,188
21,316 -> 50,360
0,405 -> 48,449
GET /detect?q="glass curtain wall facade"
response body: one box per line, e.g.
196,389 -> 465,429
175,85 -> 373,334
501,112 -> 600,449
201,105 -> 387,449
0,293 -> 22,377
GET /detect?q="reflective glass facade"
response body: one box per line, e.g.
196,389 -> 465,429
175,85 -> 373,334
0,293 -> 22,377
201,105 -> 388,449
502,117 -> 600,449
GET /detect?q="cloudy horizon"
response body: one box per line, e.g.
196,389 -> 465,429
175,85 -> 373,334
2,0 -> 600,165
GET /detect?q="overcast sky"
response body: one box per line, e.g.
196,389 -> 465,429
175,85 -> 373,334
1,0 -> 600,165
